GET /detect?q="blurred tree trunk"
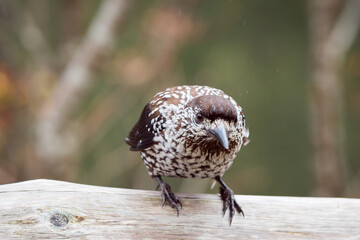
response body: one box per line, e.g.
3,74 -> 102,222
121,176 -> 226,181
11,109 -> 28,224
35,0 -> 131,179
308,0 -> 360,196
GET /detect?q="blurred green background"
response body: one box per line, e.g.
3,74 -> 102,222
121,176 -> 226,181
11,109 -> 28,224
0,0 -> 359,197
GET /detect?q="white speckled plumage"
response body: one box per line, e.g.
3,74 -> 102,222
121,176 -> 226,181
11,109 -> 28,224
131,85 -> 249,179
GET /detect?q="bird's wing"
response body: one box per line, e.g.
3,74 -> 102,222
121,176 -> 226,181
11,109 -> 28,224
125,103 -> 156,151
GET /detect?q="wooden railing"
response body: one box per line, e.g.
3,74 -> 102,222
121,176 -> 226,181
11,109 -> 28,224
0,179 -> 359,239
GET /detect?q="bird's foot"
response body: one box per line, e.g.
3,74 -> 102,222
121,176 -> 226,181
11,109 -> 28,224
156,178 -> 182,216
219,186 -> 244,225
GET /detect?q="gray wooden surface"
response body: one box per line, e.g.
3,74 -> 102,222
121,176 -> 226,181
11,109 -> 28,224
0,179 -> 359,239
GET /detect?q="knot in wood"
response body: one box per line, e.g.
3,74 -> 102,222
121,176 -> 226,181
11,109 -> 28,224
50,212 -> 68,227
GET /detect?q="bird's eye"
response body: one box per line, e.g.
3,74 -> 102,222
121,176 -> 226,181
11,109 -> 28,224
196,113 -> 204,123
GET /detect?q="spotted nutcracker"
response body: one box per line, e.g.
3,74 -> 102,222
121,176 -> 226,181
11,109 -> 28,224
125,85 -> 249,224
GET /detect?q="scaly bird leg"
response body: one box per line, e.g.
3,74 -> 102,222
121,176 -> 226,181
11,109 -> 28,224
154,176 -> 182,216
215,176 -> 244,225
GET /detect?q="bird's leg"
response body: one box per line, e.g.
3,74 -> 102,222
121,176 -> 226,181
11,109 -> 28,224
215,176 -> 244,225
154,176 -> 182,216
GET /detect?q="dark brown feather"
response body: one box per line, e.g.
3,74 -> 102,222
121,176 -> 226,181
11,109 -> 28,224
187,95 -> 237,122
125,104 -> 155,151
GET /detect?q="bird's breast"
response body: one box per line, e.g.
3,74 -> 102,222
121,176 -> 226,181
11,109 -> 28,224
142,131 -> 240,178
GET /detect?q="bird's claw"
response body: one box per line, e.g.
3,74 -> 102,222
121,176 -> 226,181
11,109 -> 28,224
158,182 -> 182,216
219,186 -> 244,225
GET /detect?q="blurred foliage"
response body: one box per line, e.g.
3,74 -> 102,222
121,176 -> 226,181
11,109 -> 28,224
0,0 -> 359,197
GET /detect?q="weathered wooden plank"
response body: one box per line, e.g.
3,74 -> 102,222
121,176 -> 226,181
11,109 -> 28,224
0,179 -> 359,239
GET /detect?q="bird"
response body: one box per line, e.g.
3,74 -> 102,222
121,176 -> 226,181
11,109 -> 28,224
125,85 -> 249,224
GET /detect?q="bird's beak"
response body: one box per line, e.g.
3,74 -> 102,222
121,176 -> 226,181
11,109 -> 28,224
207,121 -> 229,149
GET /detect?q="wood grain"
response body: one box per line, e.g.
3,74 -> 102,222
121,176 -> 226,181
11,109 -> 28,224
0,179 -> 359,239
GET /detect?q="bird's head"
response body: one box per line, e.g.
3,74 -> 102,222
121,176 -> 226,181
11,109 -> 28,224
185,95 -> 248,151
